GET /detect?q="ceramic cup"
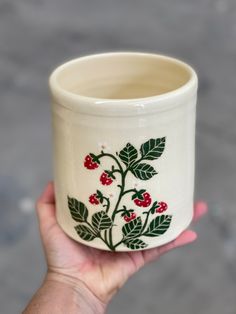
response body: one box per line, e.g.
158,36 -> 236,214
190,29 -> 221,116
49,52 -> 198,252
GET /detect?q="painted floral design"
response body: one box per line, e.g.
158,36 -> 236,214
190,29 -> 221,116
67,137 -> 172,251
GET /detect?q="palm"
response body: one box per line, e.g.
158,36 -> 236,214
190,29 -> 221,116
37,183 -> 207,303
41,212 -> 148,302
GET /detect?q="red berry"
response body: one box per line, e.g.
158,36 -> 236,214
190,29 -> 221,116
100,172 -> 113,185
134,192 -> 152,207
124,212 -> 136,222
89,193 -> 99,205
130,212 -> 136,220
124,215 -> 130,222
156,201 -> 168,213
134,199 -> 142,206
84,155 -> 99,170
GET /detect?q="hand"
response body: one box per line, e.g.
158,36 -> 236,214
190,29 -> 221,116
36,182 -> 207,309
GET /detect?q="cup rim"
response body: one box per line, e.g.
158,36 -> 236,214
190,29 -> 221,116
49,51 -> 198,116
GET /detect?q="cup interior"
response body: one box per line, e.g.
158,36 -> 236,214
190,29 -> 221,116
53,53 -> 193,100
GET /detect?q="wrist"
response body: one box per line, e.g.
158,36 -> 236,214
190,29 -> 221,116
45,271 -> 107,314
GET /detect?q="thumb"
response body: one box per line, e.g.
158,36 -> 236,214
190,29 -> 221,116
36,182 -> 57,235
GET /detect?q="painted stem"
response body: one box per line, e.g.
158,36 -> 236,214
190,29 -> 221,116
122,188 -> 137,196
86,220 -> 98,235
115,208 -> 127,214
130,157 -> 143,168
113,238 -> 124,249
110,169 -> 121,175
86,220 -> 113,250
99,232 -> 113,250
108,169 -> 128,249
97,152 -> 124,173
96,152 -> 146,250
102,197 -> 110,249
141,210 -> 151,233
112,209 -> 153,249
104,230 -> 108,245
96,152 -> 126,250
103,197 -> 110,213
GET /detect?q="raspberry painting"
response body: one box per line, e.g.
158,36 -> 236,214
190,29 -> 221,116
67,137 -> 172,251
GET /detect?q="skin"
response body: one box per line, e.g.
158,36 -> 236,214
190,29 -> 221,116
23,182 -> 207,313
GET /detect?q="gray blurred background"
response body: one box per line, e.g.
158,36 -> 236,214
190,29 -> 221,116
0,0 -> 236,313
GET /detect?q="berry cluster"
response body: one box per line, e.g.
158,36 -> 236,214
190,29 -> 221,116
124,212 -> 136,222
89,193 -> 100,205
156,201 -> 168,213
84,154 -> 99,170
100,172 -> 113,185
133,192 -> 152,207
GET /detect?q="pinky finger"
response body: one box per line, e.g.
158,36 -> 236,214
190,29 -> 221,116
142,230 -> 197,264
158,230 -> 197,255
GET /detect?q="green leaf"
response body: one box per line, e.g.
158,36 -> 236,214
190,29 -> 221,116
92,211 -> 112,231
96,190 -> 103,198
122,216 -> 142,239
119,143 -> 138,167
144,215 -> 172,237
131,189 -> 146,200
96,190 -> 104,203
90,153 -> 100,164
124,238 -> 148,250
140,137 -> 166,160
75,225 -> 97,241
68,197 -> 88,222
131,163 -> 157,180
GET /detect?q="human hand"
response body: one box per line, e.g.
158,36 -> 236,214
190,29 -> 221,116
36,182 -> 207,310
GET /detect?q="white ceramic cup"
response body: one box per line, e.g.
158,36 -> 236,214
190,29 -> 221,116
49,52 -> 198,252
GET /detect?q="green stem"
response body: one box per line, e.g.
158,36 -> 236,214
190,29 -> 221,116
97,152 -> 124,173
86,221 -> 98,235
130,157 -> 143,168
96,152 -> 127,250
111,169 -> 121,175
99,232 -> 114,250
113,210 -> 151,249
141,211 -> 151,234
122,188 -> 137,196
104,230 -> 108,245
114,169 -> 128,216
113,238 -> 124,249
86,220 -> 113,250
108,169 -> 128,248
103,197 -> 110,213
112,210 -> 152,250
115,208 -> 127,214
101,197 -> 111,248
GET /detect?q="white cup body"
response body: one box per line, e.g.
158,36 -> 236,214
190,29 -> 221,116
50,52 -> 198,251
